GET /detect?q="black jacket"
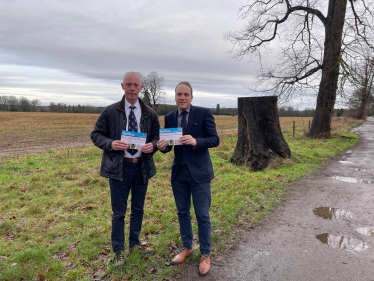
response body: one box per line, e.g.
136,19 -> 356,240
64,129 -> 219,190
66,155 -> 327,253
91,96 -> 160,182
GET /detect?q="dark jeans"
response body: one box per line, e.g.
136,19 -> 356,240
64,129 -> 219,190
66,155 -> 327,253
109,162 -> 148,252
171,166 -> 211,255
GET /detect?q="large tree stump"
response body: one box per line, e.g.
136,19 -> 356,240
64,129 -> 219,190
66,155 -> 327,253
230,96 -> 291,171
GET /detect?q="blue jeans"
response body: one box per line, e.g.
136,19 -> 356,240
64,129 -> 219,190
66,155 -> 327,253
109,162 -> 148,252
171,166 -> 211,255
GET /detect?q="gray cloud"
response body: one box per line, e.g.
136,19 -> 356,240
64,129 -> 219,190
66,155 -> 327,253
0,0 -> 261,107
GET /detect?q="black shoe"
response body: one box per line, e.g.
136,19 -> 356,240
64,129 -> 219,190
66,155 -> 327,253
129,244 -> 155,257
113,251 -> 126,269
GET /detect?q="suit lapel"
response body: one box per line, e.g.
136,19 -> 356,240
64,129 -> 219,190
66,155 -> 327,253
186,105 -> 197,134
171,109 -> 179,128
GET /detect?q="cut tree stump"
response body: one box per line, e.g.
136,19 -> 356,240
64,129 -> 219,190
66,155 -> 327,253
230,96 -> 291,171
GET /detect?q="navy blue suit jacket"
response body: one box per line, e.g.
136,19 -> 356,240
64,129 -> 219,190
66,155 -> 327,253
162,105 -> 219,183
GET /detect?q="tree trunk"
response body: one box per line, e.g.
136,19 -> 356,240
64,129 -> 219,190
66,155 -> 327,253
309,0 -> 348,138
357,84 -> 368,119
357,59 -> 374,119
230,96 -> 291,171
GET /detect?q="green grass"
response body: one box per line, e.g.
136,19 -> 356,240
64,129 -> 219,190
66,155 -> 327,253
0,123 -> 361,280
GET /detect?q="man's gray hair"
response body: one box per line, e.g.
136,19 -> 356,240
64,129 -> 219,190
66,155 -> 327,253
123,72 -> 142,82
175,81 -> 193,96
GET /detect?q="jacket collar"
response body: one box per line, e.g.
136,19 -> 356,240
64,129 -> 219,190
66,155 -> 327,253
177,106 -> 191,116
174,105 -> 197,134
117,95 -> 149,115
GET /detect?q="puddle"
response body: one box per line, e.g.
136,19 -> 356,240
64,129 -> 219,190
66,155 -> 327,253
332,176 -> 372,184
354,168 -> 367,172
339,161 -> 355,164
356,227 -> 374,237
313,207 -> 354,220
316,233 -> 369,253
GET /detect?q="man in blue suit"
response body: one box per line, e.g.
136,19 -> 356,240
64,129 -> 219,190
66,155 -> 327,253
157,81 -> 219,276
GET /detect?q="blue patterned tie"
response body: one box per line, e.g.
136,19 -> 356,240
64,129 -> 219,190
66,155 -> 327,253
181,111 -> 187,135
180,111 -> 188,164
127,106 -> 138,155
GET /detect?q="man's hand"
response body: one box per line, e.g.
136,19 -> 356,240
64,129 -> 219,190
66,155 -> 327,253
179,135 -> 197,146
141,143 -> 154,154
157,139 -> 168,151
111,140 -> 128,151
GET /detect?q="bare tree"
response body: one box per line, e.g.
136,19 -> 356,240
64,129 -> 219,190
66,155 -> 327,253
343,48 -> 374,119
140,71 -> 166,111
31,99 -> 41,112
7,95 -> 19,111
19,97 -> 31,112
226,0 -> 374,137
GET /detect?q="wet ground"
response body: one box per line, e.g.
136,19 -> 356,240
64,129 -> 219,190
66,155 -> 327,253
182,117 -> 374,281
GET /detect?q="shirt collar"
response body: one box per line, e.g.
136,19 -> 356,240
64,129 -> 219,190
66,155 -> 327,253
178,106 -> 190,116
125,99 -> 140,110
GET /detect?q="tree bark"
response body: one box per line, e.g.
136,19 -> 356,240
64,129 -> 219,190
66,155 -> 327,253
357,59 -> 374,119
309,0 -> 348,138
230,96 -> 291,171
357,84 -> 369,119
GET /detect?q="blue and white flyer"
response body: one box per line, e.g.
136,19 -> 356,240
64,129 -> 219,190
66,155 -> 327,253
121,131 -> 147,149
159,128 -> 183,145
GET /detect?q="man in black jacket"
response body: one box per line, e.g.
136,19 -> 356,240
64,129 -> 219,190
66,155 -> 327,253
91,72 -> 160,269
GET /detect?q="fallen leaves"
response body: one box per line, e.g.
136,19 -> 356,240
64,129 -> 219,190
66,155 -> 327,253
36,273 -> 46,281
147,266 -> 158,274
52,252 -> 67,259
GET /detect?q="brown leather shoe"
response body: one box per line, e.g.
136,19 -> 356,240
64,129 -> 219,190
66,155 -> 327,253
170,248 -> 193,264
199,255 -> 210,276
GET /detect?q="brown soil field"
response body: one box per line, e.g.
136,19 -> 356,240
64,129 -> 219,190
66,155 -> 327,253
0,111 -> 354,157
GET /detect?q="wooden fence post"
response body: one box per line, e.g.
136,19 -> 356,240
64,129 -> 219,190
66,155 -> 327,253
309,120 -> 311,134
293,121 -> 295,137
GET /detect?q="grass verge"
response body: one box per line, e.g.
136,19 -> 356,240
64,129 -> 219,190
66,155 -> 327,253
0,120 -> 362,280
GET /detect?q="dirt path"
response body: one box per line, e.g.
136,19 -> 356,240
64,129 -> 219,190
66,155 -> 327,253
182,117 -> 374,281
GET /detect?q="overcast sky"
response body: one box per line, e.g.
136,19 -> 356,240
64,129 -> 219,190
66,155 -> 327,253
0,0 -> 269,108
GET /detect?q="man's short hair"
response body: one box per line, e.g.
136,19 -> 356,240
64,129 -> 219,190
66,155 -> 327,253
175,81 -> 193,96
123,72 -> 142,83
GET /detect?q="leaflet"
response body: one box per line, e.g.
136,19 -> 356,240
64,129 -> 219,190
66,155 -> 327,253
121,131 -> 147,149
159,128 -> 183,145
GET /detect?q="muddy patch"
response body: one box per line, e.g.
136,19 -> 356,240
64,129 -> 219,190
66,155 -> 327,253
339,160 -> 355,164
332,176 -> 372,184
356,227 -> 374,237
313,207 -> 354,220
316,233 -> 369,253
354,168 -> 367,172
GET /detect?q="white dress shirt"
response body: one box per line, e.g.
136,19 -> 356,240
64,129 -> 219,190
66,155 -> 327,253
124,99 -> 142,158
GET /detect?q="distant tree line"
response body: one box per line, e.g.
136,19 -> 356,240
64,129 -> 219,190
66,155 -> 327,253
209,105 -> 238,116
156,104 -> 178,115
208,104 -> 318,117
4,95 -> 370,118
0,95 -> 42,112
48,102 -> 104,113
0,96 -> 105,114
278,107 -> 315,117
